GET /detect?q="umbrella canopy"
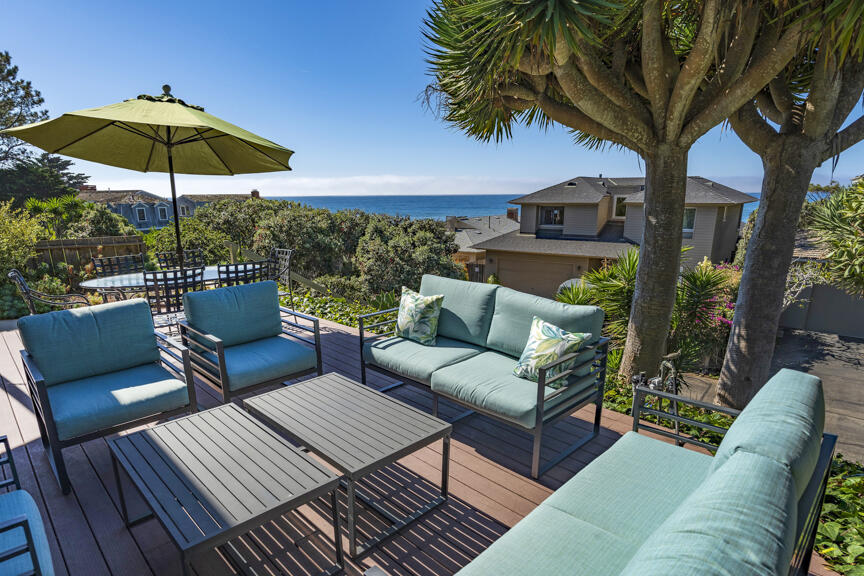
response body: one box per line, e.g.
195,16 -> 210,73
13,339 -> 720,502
2,85 -> 293,266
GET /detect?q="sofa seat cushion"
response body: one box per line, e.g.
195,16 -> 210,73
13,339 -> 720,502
419,274 -> 498,347
204,336 -> 317,392
46,363 -> 189,441
0,490 -> 55,576
456,504 -> 635,576
18,299 -> 159,386
712,369 -> 824,498
544,432 -> 712,543
183,281 -> 282,347
430,351 -> 597,428
486,286 -> 604,358
364,336 -> 485,386
622,450 -> 797,576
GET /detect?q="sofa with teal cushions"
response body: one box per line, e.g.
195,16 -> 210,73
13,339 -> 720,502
454,369 -> 836,576
180,281 -> 323,403
16,299 -> 196,494
0,434 -> 55,576
359,274 -> 609,479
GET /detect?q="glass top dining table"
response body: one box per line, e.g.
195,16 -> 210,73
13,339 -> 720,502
79,265 -> 221,292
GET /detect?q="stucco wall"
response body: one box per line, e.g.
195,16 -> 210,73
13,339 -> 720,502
520,205 -> 537,234
563,205 -> 598,236
485,249 -> 593,298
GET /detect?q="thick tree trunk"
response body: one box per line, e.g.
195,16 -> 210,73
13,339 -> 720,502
619,144 -> 689,381
715,136 -> 821,408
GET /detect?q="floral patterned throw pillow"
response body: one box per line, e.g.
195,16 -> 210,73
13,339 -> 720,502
513,316 -> 591,386
395,286 -> 444,345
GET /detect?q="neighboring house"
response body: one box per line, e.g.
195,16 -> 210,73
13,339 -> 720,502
447,209 -> 521,264
77,186 -> 260,230
476,175 -> 756,297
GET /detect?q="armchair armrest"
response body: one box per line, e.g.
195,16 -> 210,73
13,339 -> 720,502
19,351 -> 56,433
154,332 -> 197,412
538,337 -> 610,392
0,514 -> 41,571
279,307 -> 322,370
358,307 -> 399,340
0,435 -> 20,491
177,320 -> 223,374
632,385 -> 741,451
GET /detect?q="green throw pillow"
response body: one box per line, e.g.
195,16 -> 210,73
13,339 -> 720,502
395,286 -> 444,345
513,316 -> 591,386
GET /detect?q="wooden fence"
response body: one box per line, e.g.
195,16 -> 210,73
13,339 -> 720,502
34,236 -> 146,268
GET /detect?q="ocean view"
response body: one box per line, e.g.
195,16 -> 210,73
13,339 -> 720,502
266,193 -> 760,222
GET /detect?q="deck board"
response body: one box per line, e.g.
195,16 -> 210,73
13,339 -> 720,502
0,318 -> 836,576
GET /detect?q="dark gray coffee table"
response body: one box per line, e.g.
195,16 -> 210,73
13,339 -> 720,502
244,372 -> 452,557
108,403 -> 344,575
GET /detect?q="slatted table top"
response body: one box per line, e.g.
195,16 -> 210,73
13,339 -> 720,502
244,373 -> 452,479
107,403 -> 340,555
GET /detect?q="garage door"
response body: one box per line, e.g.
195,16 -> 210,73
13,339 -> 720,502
497,256 -> 578,298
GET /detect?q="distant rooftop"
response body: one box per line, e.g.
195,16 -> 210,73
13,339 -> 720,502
76,189 -> 164,204
446,214 -> 520,253
474,231 -> 635,259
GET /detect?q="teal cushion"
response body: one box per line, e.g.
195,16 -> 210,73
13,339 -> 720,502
183,281 -> 282,347
430,351 -> 597,428
622,450 -> 797,576
363,336 -> 485,386
456,504 -> 634,576
419,274 -> 497,347
486,286 -> 604,359
0,490 -> 55,576
203,336 -> 317,391
46,363 -> 189,441
17,299 -> 159,386
712,368 -> 824,498
543,432 -> 712,543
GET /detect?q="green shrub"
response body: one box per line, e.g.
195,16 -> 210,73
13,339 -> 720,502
253,206 -> 347,277
0,200 -> 46,273
816,456 -> 864,575
195,198 -> 284,250
65,203 -> 138,238
143,218 -> 230,265
810,182 -> 864,297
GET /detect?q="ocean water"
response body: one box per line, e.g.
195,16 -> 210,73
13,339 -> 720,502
266,193 -> 760,222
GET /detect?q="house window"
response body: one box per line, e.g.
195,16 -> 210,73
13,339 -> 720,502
612,195 -> 627,220
158,206 -> 168,220
539,206 -> 564,227
135,207 -> 147,222
180,205 -> 190,217
682,207 -> 696,238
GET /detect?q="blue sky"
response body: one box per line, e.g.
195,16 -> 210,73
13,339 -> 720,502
3,0 -> 862,197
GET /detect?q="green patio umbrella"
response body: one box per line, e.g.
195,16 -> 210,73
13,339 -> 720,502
1,85 -> 293,267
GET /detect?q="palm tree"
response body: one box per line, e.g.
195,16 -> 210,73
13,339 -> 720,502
24,194 -> 83,239
424,0 -> 820,380
717,5 -> 864,407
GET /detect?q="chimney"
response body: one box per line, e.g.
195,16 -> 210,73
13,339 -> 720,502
506,207 -> 519,222
250,189 -> 260,198
79,184 -> 96,191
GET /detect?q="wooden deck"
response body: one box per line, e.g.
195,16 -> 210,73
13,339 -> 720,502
0,318 -> 835,576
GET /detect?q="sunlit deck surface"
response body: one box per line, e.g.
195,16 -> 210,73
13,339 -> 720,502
0,319 -> 835,576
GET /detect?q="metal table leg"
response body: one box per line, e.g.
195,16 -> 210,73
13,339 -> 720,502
112,452 -> 153,527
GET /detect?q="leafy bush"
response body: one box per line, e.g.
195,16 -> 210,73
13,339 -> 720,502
355,216 -> 463,294
195,198 -> 284,250
143,218 -> 230,265
0,274 -> 70,319
25,194 -> 84,239
816,456 -> 864,575
253,205 -> 347,277
810,182 -> 864,297
0,200 -> 45,273
65,202 -> 138,238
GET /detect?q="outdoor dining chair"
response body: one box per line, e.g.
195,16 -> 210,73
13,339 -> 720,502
180,280 -> 321,403
90,253 -> 145,301
156,249 -> 204,269
217,261 -> 271,287
16,299 -> 197,494
269,247 -> 295,308
143,266 -> 205,331
7,269 -> 90,315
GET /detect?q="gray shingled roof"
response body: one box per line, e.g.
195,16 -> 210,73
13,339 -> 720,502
474,231 -> 635,259
449,215 -> 521,253
511,176 -> 756,206
77,190 -> 164,204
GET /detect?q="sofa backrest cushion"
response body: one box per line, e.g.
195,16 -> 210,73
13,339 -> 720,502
17,299 -> 159,387
486,286 -> 604,359
621,450 -> 797,576
419,275 -> 498,347
183,281 -> 282,348
711,369 -> 824,498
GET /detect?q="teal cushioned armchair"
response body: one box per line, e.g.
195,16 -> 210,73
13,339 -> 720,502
181,281 -> 322,403
16,299 -> 196,494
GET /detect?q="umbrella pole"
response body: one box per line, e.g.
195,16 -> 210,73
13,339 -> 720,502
166,127 -> 184,268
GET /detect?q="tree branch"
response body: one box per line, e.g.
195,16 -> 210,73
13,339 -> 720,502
666,0 -> 726,139
642,0 -> 670,136
730,100 -> 779,153
768,77 -> 794,118
535,92 -> 640,151
625,63 -> 650,99
803,45 -> 841,138
755,90 -> 785,124
679,20 -> 804,147
823,115 -> 864,162
828,58 -> 864,135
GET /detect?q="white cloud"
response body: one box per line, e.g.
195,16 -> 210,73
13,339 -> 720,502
89,173 -> 551,198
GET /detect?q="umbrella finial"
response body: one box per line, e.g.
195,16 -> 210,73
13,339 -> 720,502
162,84 -> 172,96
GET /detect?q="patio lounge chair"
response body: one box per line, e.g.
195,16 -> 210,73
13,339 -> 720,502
180,280 -> 322,403
359,274 -> 608,478
16,299 -> 197,494
0,435 -> 55,576
7,269 -> 90,315
454,369 -> 835,576
156,248 -> 205,269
